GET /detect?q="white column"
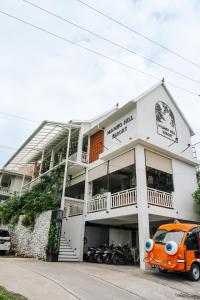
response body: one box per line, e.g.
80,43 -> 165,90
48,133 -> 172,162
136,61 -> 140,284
135,144 -> 150,270
77,128 -> 83,163
0,173 -> 3,186
61,127 -> 71,210
49,150 -> 55,170
39,149 -> 45,175
19,172 -> 26,196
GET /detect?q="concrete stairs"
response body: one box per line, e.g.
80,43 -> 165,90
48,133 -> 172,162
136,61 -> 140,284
58,236 -> 79,262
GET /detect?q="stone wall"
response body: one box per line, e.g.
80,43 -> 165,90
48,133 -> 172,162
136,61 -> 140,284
10,210 -> 52,260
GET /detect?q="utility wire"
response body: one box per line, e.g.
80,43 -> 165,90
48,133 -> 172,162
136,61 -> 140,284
74,0 -> 200,69
21,0 -> 200,85
0,111 -> 39,124
0,145 -> 17,150
0,10 -> 199,97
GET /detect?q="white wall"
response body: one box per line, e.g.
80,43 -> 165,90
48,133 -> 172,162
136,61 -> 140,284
84,225 -> 109,252
61,215 -> 84,258
137,85 -> 193,160
109,228 -> 132,246
104,109 -> 137,153
172,159 -> 199,221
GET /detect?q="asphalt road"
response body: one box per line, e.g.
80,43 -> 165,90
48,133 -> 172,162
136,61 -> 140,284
0,257 -> 199,300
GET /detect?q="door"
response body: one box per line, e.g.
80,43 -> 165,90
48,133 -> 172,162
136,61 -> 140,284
185,230 -> 200,270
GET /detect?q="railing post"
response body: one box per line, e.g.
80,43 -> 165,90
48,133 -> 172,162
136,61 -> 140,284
106,192 -> 111,213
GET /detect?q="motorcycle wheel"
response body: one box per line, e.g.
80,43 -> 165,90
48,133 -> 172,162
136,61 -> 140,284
96,254 -> 103,264
104,255 -> 112,264
112,254 -> 120,265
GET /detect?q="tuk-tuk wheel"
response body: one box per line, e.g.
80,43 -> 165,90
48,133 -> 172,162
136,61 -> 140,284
189,263 -> 200,281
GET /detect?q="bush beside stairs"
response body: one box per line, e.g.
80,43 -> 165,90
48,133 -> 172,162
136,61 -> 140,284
58,236 -> 79,262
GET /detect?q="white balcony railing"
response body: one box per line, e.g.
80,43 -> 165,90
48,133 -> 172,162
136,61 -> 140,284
0,186 -> 12,196
111,188 -> 137,208
87,194 -> 107,213
147,188 -> 173,209
69,151 -> 88,163
81,151 -> 88,163
64,197 -> 84,217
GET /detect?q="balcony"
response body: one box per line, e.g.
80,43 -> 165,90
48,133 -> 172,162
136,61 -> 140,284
64,187 -> 174,218
147,188 -> 174,209
64,197 -> 84,217
69,151 -> 88,164
87,188 -> 137,214
0,186 -> 13,197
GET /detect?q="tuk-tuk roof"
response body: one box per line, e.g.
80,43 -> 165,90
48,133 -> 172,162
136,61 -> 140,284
159,223 -> 199,232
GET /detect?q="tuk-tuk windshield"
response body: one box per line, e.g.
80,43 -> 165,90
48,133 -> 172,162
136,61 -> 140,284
154,230 -> 184,245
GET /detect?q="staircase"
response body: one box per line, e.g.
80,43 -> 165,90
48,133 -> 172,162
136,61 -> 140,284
58,236 -> 79,262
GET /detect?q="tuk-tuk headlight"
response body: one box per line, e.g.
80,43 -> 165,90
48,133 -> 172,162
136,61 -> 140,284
145,239 -> 154,252
165,241 -> 178,255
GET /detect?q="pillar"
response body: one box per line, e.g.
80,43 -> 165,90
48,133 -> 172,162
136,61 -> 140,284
135,144 -> 150,270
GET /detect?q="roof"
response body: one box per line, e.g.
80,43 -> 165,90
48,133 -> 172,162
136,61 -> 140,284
134,80 -> 195,136
159,223 -> 199,232
85,81 -> 195,137
84,101 -> 135,136
4,120 -> 80,174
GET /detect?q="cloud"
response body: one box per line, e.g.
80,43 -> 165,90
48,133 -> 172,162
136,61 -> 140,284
0,0 -> 200,166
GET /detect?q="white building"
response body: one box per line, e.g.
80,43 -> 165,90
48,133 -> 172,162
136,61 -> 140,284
3,81 -> 199,268
0,169 -> 31,205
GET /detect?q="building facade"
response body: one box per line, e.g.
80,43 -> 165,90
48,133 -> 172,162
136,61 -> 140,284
3,82 -> 199,269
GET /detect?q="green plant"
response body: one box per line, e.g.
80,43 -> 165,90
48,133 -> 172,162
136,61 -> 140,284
46,223 -> 59,256
0,286 -> 27,300
0,165 -> 64,228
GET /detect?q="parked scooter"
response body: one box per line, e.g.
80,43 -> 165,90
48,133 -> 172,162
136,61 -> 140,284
112,244 -> 134,265
94,243 -> 108,263
87,247 -> 98,262
103,244 -> 115,264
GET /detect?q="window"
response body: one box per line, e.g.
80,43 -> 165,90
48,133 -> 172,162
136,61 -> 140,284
185,232 -> 199,251
146,167 -> 174,192
154,230 -> 184,245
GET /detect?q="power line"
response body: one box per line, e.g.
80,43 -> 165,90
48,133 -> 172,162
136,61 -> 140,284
20,0 -> 200,85
0,111 -> 39,124
0,10 -> 199,97
0,145 -> 17,150
75,0 -> 200,69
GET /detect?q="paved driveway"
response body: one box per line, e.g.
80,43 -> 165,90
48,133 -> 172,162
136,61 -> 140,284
0,257 -> 199,300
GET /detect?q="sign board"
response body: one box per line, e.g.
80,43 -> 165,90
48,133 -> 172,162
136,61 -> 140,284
155,101 -> 177,142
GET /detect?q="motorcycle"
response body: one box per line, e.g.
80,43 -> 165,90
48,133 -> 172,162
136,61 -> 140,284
94,243 -> 108,264
112,244 -> 134,265
103,244 -> 115,264
87,247 -> 98,262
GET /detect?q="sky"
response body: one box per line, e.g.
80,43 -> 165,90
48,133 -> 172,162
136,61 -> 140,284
0,0 -> 200,167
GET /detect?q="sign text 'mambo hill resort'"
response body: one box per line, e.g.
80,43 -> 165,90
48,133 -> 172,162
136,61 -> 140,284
107,115 -> 134,140
155,101 -> 177,142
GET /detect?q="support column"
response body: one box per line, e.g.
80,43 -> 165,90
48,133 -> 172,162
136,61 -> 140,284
79,167 -> 89,261
60,127 -> 71,210
19,172 -> 26,196
49,150 -> 55,170
0,173 -> 3,186
39,149 -> 45,175
135,144 -> 150,270
77,128 -> 83,163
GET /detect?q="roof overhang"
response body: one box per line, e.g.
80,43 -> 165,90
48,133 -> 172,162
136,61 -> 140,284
3,120 -> 80,174
84,101 -> 136,136
99,137 -> 199,167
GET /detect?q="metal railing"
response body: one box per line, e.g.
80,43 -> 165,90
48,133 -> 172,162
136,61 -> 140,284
64,197 -> 84,216
87,194 -> 107,213
81,151 -> 88,163
147,188 -> 173,209
0,186 -> 12,196
111,188 -> 137,208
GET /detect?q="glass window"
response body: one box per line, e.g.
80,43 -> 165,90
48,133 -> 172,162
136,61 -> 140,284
146,167 -> 174,192
185,232 -> 199,251
0,230 -> 10,237
154,230 -> 184,245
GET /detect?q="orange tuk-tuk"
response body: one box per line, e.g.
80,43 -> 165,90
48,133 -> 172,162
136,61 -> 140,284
144,223 -> 200,281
